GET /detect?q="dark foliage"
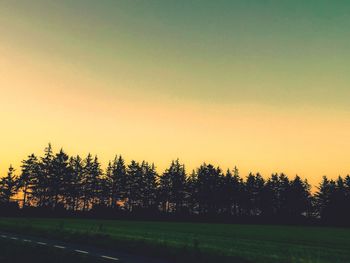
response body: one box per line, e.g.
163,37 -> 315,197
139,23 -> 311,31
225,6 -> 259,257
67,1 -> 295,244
1,144 -> 349,225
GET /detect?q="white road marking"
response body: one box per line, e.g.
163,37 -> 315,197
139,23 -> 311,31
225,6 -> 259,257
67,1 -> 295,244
54,245 -> 66,249
2,234 -> 121,262
75,249 -> 89,254
101,255 -> 119,261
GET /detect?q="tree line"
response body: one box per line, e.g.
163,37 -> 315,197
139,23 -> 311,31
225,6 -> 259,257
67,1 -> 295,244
1,144 -> 349,225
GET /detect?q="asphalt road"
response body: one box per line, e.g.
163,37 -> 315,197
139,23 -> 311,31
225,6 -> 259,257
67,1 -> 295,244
0,231 -> 170,263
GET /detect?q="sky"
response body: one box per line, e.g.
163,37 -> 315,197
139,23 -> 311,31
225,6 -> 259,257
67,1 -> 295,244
1,0 -> 350,188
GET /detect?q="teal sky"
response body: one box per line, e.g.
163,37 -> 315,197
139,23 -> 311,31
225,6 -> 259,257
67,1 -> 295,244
1,0 -> 350,108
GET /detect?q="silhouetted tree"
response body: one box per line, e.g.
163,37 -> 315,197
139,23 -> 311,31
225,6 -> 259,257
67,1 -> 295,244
260,179 -> 275,217
67,155 -> 83,211
196,164 -> 224,215
140,162 -> 158,210
345,175 -> 350,221
0,143 -> 349,225
81,154 -> 95,211
316,176 -> 349,224
106,155 -> 127,209
286,175 -> 311,218
243,173 -> 264,216
125,160 -> 143,211
51,149 -> 70,209
228,166 -> 242,216
92,156 -> 104,207
19,154 -> 40,207
159,159 -> 186,214
185,170 -> 198,214
0,165 -> 18,204
37,143 -> 55,208
315,176 -> 335,221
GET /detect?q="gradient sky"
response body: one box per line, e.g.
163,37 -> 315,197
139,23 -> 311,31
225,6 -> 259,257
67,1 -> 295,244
1,0 -> 350,188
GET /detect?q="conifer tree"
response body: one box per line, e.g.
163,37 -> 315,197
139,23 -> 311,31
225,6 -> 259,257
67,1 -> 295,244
20,154 -> 40,207
0,165 -> 18,204
68,155 -> 83,211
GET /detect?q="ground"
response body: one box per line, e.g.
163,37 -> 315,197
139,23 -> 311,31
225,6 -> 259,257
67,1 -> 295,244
0,237 -> 106,263
0,218 -> 349,263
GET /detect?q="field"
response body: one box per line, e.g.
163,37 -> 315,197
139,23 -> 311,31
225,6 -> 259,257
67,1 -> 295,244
0,218 -> 349,263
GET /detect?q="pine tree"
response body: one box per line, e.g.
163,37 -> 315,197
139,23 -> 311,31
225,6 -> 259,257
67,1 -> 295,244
196,163 -> 224,215
159,165 -> 171,213
231,166 -> 242,216
106,155 -> 127,208
105,161 -> 114,207
159,159 -> 186,213
185,170 -> 198,214
81,154 -> 94,211
344,175 -> 350,221
126,160 -> 143,211
38,143 -> 55,208
315,176 -> 336,220
287,175 -> 311,218
244,173 -> 265,216
51,149 -> 70,209
20,154 -> 40,207
91,156 -> 103,207
68,155 -> 83,211
141,162 -> 158,210
0,165 -> 18,204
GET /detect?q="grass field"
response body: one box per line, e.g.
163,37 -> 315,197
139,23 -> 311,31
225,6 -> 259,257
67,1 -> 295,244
0,218 -> 349,263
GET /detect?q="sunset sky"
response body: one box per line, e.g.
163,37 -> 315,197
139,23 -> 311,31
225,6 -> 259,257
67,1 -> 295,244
1,0 -> 350,188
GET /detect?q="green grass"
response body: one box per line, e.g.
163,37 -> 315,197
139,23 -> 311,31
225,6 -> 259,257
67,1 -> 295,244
0,238 -> 105,263
0,218 -> 349,263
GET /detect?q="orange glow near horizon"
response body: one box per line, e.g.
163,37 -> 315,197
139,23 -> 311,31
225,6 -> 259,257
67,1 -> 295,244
1,44 -> 350,190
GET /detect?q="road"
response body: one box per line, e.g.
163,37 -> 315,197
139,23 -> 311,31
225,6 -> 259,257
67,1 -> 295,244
0,231 -> 170,263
